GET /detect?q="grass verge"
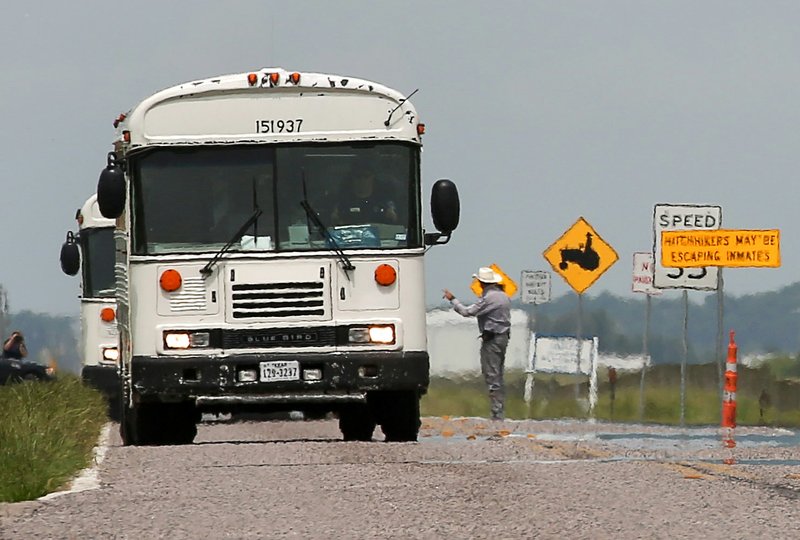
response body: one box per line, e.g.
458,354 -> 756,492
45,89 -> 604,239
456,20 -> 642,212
421,365 -> 800,427
0,375 -> 108,503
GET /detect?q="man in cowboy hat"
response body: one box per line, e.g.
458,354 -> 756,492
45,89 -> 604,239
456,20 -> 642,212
443,267 -> 512,421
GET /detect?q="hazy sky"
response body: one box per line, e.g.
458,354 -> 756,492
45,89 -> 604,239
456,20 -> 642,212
3,1 -> 800,315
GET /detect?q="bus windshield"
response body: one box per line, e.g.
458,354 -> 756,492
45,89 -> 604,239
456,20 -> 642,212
130,143 -> 422,255
80,227 -> 116,298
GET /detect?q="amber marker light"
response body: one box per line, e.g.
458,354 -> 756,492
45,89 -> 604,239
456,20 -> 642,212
289,72 -> 301,84
417,123 -> 426,136
247,73 -> 258,86
123,130 -> 131,142
100,307 -> 116,322
160,269 -> 182,292
374,264 -> 397,286
269,72 -> 280,84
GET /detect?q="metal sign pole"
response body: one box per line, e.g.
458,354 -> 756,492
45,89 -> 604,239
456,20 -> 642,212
575,292 -> 583,400
681,290 -> 689,427
524,333 -> 537,419
716,268 -> 725,417
528,302 -> 537,419
521,271 -> 550,419
638,293 -> 651,421
632,251 -> 659,422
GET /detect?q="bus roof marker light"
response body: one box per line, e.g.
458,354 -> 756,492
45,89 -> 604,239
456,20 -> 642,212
247,73 -> 258,86
122,130 -> 131,143
160,269 -> 182,292
417,123 -> 426,136
374,264 -> 397,286
100,307 -> 116,322
269,72 -> 280,85
289,72 -> 301,84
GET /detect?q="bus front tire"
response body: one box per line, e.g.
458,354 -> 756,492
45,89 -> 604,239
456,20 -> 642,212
120,402 -> 197,446
338,404 -> 376,441
375,391 -> 421,443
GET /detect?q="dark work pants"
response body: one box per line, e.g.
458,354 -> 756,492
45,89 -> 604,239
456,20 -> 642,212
480,334 -> 509,420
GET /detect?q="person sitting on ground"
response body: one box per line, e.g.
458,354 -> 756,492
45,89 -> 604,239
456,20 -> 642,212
3,331 -> 28,360
331,166 -> 398,226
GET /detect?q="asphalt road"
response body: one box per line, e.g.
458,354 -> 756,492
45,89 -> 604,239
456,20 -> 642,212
2,417 -> 800,539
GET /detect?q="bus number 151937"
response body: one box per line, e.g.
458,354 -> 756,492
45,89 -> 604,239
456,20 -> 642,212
256,119 -> 304,134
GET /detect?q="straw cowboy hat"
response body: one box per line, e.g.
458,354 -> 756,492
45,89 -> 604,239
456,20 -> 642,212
473,267 -> 502,284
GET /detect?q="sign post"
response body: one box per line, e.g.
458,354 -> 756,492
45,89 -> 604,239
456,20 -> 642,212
657,210 -> 782,426
632,252 -> 659,420
543,217 -> 618,412
661,227 -> 782,409
520,270 -> 551,417
653,204 -> 721,427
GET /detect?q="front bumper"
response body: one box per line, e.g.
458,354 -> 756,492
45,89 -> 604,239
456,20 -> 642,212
130,351 -> 429,405
82,365 -> 119,399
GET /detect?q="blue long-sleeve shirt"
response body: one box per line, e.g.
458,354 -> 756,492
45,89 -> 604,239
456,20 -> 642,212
450,284 -> 511,334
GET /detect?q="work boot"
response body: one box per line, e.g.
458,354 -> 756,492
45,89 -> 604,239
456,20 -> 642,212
489,395 -> 504,422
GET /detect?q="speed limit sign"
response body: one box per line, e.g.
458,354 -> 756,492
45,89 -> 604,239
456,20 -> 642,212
652,204 -> 722,290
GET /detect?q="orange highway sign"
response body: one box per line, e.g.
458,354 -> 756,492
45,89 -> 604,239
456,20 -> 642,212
660,229 -> 780,268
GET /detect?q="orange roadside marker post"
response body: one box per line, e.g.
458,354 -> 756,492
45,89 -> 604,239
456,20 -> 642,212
721,330 -> 738,464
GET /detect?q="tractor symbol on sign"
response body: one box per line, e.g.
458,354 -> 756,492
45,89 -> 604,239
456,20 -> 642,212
559,232 -> 600,271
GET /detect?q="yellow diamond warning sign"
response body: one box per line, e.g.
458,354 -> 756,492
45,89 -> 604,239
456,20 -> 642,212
470,263 -> 518,297
543,217 -> 618,294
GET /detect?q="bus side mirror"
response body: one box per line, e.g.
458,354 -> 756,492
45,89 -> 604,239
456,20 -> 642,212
97,152 -> 126,219
426,179 -> 460,245
60,231 -> 80,276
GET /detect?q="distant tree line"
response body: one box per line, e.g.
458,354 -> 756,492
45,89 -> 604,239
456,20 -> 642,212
515,282 -> 800,365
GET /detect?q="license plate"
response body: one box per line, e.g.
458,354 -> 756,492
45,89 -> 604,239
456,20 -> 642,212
259,360 -> 300,382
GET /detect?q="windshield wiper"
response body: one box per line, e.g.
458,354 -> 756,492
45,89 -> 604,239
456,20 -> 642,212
300,200 -> 355,279
200,208 -> 263,277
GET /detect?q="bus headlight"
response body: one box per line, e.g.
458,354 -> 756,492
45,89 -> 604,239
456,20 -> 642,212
164,331 -> 210,349
368,326 -> 395,344
101,347 -> 119,363
347,325 -> 395,345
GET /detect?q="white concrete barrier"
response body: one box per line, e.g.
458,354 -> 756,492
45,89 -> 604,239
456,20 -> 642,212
426,309 -> 530,376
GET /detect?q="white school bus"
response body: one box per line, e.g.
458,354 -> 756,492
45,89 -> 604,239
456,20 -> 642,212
96,68 -> 459,445
60,194 -> 120,416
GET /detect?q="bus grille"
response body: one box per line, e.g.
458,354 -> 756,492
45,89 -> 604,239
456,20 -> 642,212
231,281 -> 325,319
222,326 -> 336,348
